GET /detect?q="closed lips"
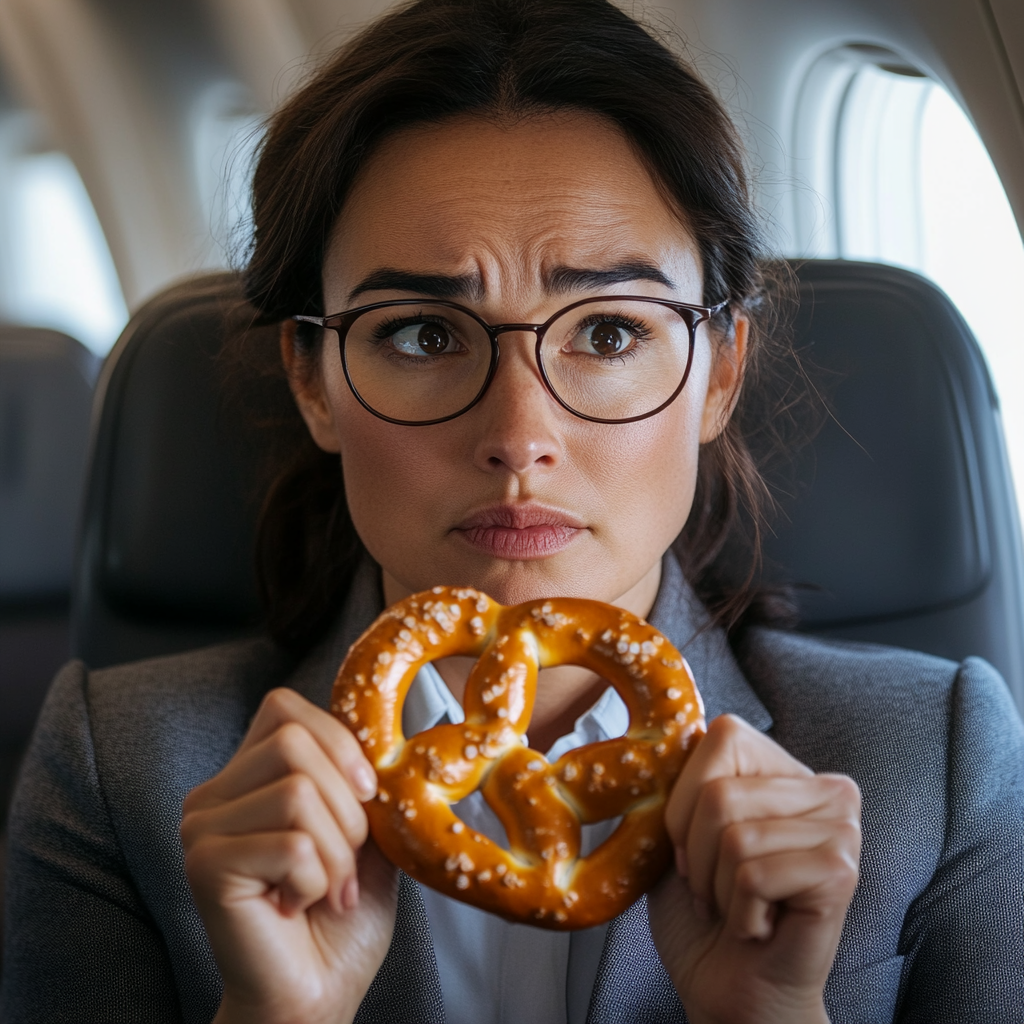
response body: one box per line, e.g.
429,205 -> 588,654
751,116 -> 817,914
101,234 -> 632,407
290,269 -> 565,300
452,505 -> 586,559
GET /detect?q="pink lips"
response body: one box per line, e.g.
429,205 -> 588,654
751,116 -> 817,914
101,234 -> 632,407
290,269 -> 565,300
452,503 -> 585,559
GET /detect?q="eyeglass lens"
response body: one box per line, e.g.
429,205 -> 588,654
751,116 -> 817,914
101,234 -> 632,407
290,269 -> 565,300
339,298 -> 694,423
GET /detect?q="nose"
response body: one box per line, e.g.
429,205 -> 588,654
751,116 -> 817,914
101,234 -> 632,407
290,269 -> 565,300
470,332 -> 564,476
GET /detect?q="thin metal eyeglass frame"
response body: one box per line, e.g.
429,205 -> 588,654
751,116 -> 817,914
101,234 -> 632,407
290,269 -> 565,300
293,294 -> 729,426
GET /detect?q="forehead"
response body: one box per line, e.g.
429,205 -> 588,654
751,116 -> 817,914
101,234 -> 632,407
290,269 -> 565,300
324,111 -> 702,301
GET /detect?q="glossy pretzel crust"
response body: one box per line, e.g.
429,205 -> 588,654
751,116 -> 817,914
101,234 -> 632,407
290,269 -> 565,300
331,586 -> 705,930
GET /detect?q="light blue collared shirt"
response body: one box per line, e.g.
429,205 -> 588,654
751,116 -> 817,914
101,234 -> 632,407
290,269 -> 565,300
402,663 -> 630,1024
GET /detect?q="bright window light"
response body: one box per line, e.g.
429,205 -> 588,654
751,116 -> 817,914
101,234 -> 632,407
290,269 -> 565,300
7,151 -> 128,356
918,88 -> 1024,508
836,65 -> 1024,517
193,83 -> 264,264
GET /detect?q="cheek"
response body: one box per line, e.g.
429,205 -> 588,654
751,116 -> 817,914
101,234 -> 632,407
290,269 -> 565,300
319,349 -> 442,509
579,341 -> 712,556
334,394 -> 459,563
584,395 -> 704,542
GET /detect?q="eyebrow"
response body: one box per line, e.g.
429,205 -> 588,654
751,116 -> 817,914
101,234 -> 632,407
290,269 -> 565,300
346,259 -> 675,304
348,269 -> 484,303
547,260 -> 675,294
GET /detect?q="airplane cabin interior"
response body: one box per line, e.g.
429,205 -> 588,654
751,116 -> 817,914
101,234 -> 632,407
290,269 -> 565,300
0,0 -> 1022,1006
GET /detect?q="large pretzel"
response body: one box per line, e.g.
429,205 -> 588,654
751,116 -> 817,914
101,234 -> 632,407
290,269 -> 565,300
331,586 -> 705,930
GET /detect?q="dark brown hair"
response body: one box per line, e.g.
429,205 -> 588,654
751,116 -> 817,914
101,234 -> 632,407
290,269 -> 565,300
240,0 -> 807,653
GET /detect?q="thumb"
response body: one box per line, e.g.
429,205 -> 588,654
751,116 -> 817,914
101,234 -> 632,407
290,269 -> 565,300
356,838 -> 400,918
647,869 -> 718,992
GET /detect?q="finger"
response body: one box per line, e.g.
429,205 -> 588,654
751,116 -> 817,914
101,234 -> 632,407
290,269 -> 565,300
712,815 -> 861,925
182,773 -> 364,912
186,830 -> 333,919
723,841 -> 860,941
240,688 -> 377,799
666,715 -> 813,857
193,720 -> 373,844
685,773 -> 860,901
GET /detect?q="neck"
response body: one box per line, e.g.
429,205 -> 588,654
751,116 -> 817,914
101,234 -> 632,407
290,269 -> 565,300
382,559 -> 663,753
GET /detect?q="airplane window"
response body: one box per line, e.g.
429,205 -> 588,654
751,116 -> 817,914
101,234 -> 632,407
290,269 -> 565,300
833,62 -> 1024,515
192,83 -> 265,263
1,146 -> 127,356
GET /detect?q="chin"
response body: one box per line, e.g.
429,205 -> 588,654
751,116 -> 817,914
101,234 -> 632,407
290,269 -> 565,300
434,549 -> 625,608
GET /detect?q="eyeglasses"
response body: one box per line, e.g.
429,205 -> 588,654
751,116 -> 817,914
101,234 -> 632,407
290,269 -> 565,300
293,294 -> 727,426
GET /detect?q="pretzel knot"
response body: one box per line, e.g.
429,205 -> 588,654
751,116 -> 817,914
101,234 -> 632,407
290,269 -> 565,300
332,585 -> 705,930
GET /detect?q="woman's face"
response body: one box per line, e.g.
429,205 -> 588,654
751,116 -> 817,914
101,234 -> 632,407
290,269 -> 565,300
289,112 -> 744,616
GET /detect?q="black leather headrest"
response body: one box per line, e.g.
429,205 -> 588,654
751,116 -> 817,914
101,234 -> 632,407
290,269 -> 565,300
73,274 -> 277,667
764,260 -> 993,623
0,328 -> 97,604
763,261 -> 1023,698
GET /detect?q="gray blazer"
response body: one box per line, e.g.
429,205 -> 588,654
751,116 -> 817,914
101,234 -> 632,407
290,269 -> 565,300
3,554 -> 1023,1023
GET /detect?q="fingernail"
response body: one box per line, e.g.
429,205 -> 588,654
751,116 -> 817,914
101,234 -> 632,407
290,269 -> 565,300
343,876 -> 360,910
675,849 -> 688,878
353,764 -> 377,801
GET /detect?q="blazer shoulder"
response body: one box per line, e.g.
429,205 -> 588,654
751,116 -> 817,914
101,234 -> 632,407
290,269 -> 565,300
72,636 -> 297,807
735,628 -> 1013,775
85,634 -> 289,728
740,628 -> 963,703
89,633 -> 292,697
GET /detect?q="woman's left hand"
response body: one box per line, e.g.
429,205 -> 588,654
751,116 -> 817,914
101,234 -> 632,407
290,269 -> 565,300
648,714 -> 861,1024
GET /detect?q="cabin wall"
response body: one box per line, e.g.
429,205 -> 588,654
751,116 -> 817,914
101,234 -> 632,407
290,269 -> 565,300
662,0 -> 1024,254
0,0 -> 1018,302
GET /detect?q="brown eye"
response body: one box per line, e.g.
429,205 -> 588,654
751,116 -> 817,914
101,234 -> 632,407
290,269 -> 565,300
589,322 -> 626,355
418,323 -> 451,354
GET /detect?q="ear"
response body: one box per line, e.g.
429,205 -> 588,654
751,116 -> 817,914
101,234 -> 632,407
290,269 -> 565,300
699,313 -> 748,444
280,320 -> 342,454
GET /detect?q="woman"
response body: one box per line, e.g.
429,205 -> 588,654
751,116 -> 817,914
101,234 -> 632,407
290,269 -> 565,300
3,1 -> 1022,1022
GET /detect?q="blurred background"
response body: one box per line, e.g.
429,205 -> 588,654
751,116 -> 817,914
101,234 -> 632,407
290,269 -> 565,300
0,0 -> 1015,360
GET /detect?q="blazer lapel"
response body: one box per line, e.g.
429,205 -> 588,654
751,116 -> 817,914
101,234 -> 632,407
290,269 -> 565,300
354,873 -> 446,1024
586,895 -> 687,1024
287,556 -> 386,710
587,554 -> 772,1024
648,553 -> 772,731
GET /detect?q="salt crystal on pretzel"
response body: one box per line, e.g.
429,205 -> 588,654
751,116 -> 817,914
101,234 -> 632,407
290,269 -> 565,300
331,586 -> 705,930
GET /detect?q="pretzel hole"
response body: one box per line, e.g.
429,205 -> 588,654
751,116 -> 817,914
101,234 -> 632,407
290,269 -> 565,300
450,792 -> 513,851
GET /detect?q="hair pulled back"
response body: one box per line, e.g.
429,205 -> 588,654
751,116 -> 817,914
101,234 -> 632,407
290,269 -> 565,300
242,0 -> 803,653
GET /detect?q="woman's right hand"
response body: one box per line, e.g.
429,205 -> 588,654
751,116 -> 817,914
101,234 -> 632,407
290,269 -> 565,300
181,687 -> 397,1024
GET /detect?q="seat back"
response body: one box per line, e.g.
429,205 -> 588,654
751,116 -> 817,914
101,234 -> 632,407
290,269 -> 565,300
1,327 -> 98,965
1,327 -> 97,746
73,274 -> 275,669
763,261 -> 1024,704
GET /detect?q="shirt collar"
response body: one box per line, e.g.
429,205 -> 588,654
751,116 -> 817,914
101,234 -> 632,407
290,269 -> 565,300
402,661 -> 632,760
287,550 -> 772,735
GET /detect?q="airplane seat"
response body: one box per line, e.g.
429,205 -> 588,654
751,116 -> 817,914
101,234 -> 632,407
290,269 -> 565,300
763,260 -> 1024,706
72,273 -> 274,671
1,326 -> 98,959
1,327 -> 98,765
70,263 -> 1024,712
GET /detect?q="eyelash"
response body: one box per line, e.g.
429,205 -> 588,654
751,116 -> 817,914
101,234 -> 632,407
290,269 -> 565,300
575,312 -> 653,337
370,312 -> 459,343
571,313 -> 654,361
